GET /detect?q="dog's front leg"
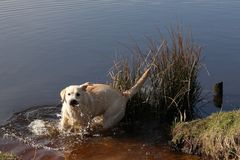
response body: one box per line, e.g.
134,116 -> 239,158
60,116 -> 70,130
68,119 -> 84,133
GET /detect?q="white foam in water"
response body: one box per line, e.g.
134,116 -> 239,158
28,118 -> 90,137
28,119 -> 50,136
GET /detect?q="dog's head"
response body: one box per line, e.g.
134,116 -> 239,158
60,82 -> 90,107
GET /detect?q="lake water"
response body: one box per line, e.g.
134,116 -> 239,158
0,0 -> 240,159
0,0 -> 240,122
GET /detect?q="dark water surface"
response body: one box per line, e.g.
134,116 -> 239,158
0,0 -> 240,159
0,0 -> 240,122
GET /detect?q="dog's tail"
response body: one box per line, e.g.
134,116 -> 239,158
123,68 -> 151,99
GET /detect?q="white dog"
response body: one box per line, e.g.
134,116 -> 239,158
60,68 -> 150,130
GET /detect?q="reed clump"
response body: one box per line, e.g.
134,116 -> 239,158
108,29 -> 202,123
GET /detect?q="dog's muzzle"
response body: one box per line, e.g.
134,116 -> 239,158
69,99 -> 79,107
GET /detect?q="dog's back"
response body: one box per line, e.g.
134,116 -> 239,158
85,84 -> 126,115
85,68 -> 150,115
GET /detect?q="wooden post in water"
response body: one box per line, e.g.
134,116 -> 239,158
213,81 -> 223,108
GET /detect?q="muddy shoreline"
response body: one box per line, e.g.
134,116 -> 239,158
0,131 -> 200,160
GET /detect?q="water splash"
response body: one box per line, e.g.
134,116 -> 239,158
0,105 -> 93,151
29,119 -> 51,136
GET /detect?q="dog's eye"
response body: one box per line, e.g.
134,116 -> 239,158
76,93 -> 80,97
67,93 -> 71,96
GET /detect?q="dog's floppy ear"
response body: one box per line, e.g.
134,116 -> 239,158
60,88 -> 66,102
80,82 -> 92,91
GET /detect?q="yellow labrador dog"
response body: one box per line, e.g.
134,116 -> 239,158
60,68 -> 150,130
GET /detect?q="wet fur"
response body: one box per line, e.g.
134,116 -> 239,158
60,69 -> 150,130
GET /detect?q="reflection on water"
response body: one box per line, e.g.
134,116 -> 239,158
0,106 -> 200,160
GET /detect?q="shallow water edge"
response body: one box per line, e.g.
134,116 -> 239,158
0,105 -> 201,160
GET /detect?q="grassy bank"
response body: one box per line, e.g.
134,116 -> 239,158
172,110 -> 240,159
0,152 -> 19,160
108,29 -> 202,123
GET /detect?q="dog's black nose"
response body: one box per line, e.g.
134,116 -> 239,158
70,99 -> 79,106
